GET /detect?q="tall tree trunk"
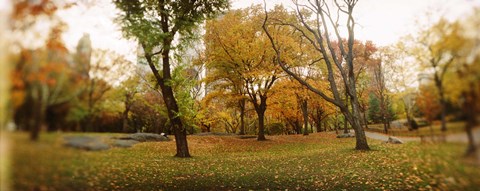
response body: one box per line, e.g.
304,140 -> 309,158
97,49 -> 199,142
256,108 -> 266,141
344,110 -> 370,150
239,99 -> 246,135
144,44 -> 190,157
434,74 -> 447,132
30,89 -> 42,141
122,92 -> 132,133
383,119 -> 388,134
343,90 -> 349,134
463,90 -> 477,157
161,81 -> 190,157
363,111 -> 369,129
301,99 -> 309,135
122,109 -> 130,133
440,97 -> 447,132
251,95 -> 268,141
343,116 -> 349,134
317,121 -> 321,132
349,87 -> 370,150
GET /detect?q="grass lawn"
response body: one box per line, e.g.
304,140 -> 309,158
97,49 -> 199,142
6,132 -> 480,190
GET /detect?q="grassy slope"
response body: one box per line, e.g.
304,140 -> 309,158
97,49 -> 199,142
8,132 -> 480,190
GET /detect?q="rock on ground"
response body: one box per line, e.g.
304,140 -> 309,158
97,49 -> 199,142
118,133 -> 170,142
63,136 -> 110,151
64,133 -> 169,151
336,133 -> 355,138
386,136 -> 404,144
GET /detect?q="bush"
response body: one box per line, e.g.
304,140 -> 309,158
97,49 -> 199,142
267,122 -> 285,135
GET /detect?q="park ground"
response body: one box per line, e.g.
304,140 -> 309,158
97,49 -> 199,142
4,131 -> 480,191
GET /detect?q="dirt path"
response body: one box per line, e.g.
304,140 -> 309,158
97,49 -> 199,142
365,127 -> 480,144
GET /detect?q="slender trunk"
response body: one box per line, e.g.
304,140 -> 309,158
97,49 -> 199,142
301,99 -> 309,135
239,99 -> 246,135
363,111 -> 369,129
383,119 -> 388,134
334,119 -> 339,134
317,121 -> 321,132
30,90 -> 42,141
122,93 -> 131,133
434,74 -> 447,132
344,90 -> 349,134
122,111 -> 129,133
343,116 -> 349,134
440,97 -> 447,132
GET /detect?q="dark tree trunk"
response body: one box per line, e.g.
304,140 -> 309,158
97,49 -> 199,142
383,119 -> 388,134
301,99 -> 309,135
144,43 -> 190,157
239,99 -> 246,135
122,110 -> 129,133
255,96 -> 267,141
257,108 -> 266,141
249,92 -> 269,141
440,98 -> 447,132
343,117 -> 349,134
295,120 -> 302,134
343,90 -> 349,134
122,93 -> 132,133
348,94 -> 370,150
434,72 -> 447,132
463,90 -> 477,157
30,88 -> 43,141
161,77 -> 190,157
317,121 -> 321,132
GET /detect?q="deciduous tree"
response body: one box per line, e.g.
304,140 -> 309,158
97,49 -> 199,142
115,0 -> 229,157
263,0 -> 370,150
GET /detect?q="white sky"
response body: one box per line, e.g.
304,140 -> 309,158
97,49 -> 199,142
5,0 -> 478,59
234,0 -> 480,46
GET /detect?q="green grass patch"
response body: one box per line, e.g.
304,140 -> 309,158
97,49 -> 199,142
6,132 -> 480,190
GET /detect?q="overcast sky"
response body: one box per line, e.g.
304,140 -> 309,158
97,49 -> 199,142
233,0 -> 480,46
7,0 -> 478,61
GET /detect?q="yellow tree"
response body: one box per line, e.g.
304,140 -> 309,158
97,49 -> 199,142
411,18 -> 464,132
268,79 -> 305,134
205,5 -> 286,140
